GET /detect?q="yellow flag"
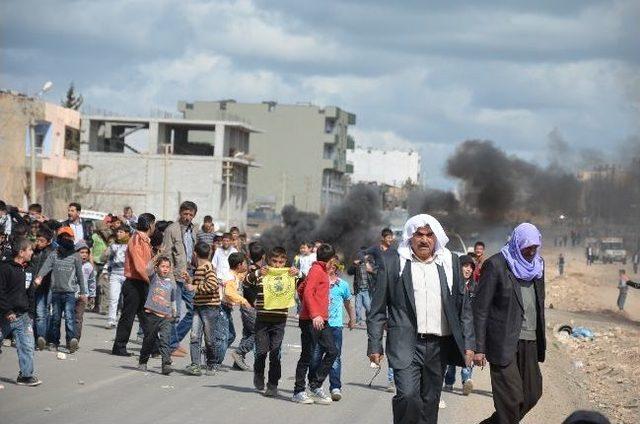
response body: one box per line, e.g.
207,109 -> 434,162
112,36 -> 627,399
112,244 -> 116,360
263,267 -> 296,310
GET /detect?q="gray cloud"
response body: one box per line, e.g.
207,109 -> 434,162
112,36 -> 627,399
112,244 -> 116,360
1,0 -> 638,189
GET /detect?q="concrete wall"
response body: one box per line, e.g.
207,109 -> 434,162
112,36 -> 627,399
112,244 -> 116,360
347,147 -> 421,187
180,101 -> 355,215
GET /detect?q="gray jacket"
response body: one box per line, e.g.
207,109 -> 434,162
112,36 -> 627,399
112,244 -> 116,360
161,221 -> 199,282
38,249 -> 86,295
367,249 -> 475,369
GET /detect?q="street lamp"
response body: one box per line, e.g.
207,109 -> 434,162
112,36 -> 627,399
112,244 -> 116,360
29,81 -> 54,204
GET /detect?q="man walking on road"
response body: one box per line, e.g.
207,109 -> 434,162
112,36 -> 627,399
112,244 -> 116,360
367,214 -> 475,424
163,201 -> 199,357
474,223 -> 547,424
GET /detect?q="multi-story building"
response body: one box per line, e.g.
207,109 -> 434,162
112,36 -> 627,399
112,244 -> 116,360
347,146 -> 421,188
0,91 -> 80,217
178,100 -> 356,215
79,114 -> 258,228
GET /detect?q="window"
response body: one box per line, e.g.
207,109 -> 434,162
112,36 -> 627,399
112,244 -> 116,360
64,126 -> 80,151
325,118 -> 335,134
323,143 -> 335,159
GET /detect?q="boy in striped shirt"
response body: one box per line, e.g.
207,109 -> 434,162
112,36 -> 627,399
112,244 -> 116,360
186,242 -> 220,376
244,246 -> 300,398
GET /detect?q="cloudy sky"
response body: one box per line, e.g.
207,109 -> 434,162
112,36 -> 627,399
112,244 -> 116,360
2,0 -> 639,188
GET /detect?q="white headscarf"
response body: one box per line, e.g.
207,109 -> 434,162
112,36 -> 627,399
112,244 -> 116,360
397,214 -> 453,289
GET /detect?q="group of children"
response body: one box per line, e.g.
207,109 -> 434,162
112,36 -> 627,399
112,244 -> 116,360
136,239 -> 356,405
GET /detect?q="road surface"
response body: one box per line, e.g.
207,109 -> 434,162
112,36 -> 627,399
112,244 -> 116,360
0,311 -> 572,423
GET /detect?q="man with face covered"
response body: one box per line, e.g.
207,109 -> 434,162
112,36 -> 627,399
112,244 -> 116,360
367,214 -> 475,424
163,201 -> 199,357
474,223 -> 546,424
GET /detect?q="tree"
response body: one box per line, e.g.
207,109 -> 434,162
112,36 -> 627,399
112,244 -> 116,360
61,82 -> 83,110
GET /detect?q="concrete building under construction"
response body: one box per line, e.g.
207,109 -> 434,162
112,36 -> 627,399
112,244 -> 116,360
78,114 -> 259,228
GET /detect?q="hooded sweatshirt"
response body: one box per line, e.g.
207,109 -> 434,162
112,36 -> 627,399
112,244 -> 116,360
38,246 -> 86,295
299,261 -> 330,321
0,259 -> 34,317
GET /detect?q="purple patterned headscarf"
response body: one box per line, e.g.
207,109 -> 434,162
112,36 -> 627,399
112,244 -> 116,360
501,223 -> 544,281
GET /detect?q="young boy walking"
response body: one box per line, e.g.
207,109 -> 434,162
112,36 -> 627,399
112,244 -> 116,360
74,241 -> 96,341
231,242 -> 264,371
213,252 -> 250,371
138,255 -> 176,375
0,238 -> 41,386
186,242 -> 220,376
102,225 -> 130,329
308,255 -> 355,401
244,246 -> 299,397
36,227 -> 86,353
292,243 -> 338,405
31,227 -> 54,350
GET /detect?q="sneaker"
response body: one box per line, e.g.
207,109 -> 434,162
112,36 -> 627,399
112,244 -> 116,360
68,338 -> 79,353
386,381 -> 395,393
254,374 -> 265,391
462,379 -> 474,396
291,391 -> 314,404
161,364 -> 173,375
231,350 -> 250,371
204,366 -> 217,376
16,375 -> 42,386
138,363 -> 147,372
330,388 -> 342,401
48,344 -> 58,352
186,364 -> 202,376
104,322 -> 116,329
443,384 -> 454,392
310,387 -> 332,405
36,337 -> 46,351
264,384 -> 278,398
111,350 -> 133,357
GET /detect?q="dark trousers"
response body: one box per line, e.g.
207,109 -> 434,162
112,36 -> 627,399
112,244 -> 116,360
393,335 -> 448,424
112,279 -> 148,354
213,304 -> 235,365
294,319 -> 338,394
482,340 -> 543,424
254,320 -> 286,387
49,292 -> 76,346
236,304 -> 256,357
139,312 -> 172,365
309,326 -> 343,390
74,296 -> 87,341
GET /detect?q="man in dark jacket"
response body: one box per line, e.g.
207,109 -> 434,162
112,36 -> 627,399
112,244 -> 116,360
368,214 -> 474,424
31,227 -> 55,349
0,237 -> 42,386
62,202 -> 93,248
473,223 -> 546,424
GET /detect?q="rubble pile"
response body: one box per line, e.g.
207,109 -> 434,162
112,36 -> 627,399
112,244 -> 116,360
553,324 -> 640,424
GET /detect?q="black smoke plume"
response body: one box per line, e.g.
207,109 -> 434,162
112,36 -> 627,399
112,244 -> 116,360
259,184 -> 382,260
446,140 -> 580,222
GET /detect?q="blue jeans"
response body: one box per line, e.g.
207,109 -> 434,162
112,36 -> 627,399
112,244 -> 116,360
170,281 -> 194,349
49,292 -> 76,346
213,305 -> 235,365
309,326 -> 343,390
34,290 -> 51,340
355,291 -> 371,323
444,364 -> 473,385
0,313 -> 35,378
190,305 -> 219,367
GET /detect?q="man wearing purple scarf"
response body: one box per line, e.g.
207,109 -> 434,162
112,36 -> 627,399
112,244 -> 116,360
473,223 -> 546,424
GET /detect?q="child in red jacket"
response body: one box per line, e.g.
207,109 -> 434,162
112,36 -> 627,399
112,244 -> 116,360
292,243 -> 338,405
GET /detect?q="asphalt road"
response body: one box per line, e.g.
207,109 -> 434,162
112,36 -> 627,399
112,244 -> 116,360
0,311 -> 523,424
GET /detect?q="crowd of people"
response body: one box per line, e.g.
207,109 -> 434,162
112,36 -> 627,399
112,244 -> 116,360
0,199 -> 616,423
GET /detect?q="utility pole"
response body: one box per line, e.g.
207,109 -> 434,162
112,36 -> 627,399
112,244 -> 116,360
281,171 -> 287,211
162,144 -> 169,219
29,119 -> 37,204
224,160 -> 234,230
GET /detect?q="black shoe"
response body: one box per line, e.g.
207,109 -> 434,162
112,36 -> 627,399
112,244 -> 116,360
16,375 -> 42,386
36,337 -> 46,351
161,364 -> 173,375
112,350 -> 133,357
254,374 -> 265,391
68,338 -> 79,353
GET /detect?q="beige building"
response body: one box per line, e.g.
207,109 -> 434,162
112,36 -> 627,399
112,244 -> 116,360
79,114 -> 259,228
178,100 -> 356,215
0,91 -> 80,217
